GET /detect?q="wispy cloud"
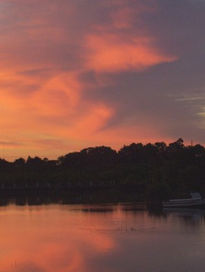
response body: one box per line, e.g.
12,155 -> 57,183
0,0 -> 205,158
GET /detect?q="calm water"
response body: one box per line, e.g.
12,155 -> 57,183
1,203 -> 205,272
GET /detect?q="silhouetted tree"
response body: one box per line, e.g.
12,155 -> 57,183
0,139 -> 204,202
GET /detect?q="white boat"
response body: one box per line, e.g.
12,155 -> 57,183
163,193 -> 205,208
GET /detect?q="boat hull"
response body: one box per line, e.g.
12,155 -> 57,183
163,200 -> 205,209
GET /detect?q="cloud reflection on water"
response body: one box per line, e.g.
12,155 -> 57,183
1,205 -> 205,272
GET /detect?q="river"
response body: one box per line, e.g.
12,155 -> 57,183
0,203 -> 205,272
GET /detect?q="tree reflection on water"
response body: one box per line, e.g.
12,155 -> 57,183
0,204 -> 205,272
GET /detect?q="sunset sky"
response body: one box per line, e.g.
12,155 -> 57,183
1,0 -> 205,159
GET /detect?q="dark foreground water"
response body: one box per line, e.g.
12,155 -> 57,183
1,204 -> 205,272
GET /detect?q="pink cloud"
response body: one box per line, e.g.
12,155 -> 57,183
85,34 -> 177,73
0,0 -> 179,159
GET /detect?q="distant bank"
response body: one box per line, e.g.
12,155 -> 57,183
0,138 -> 205,203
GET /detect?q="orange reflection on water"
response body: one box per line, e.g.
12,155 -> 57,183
0,205 -> 115,272
1,204 -> 205,272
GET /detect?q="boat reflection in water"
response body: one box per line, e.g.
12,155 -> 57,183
163,208 -> 205,227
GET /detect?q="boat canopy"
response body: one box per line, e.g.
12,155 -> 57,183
168,192 -> 202,203
190,192 -> 202,200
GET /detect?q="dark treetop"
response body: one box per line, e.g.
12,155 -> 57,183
0,138 -> 205,203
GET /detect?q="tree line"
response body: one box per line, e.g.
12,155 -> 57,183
0,138 -> 205,201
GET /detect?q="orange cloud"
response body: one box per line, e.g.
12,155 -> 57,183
0,69 -> 116,159
31,73 -> 81,117
0,68 -> 172,159
0,0 -> 180,159
70,104 -> 114,137
109,0 -> 156,29
86,34 -> 177,73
